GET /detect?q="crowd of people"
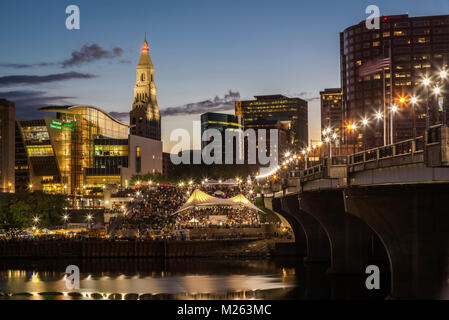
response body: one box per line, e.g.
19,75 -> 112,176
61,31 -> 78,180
108,183 -> 261,239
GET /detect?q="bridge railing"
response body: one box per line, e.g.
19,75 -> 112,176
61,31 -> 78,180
348,136 -> 425,166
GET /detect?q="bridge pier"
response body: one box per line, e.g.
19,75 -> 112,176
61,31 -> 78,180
279,195 -> 330,262
344,184 -> 449,299
271,197 -> 307,256
299,190 -> 374,274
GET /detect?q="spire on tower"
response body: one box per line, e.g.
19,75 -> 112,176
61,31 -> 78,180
142,38 -> 149,54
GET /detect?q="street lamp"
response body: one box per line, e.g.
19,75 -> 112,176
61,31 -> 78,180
33,217 -> 40,224
440,71 -> 448,125
410,96 -> 418,138
63,214 -> 69,229
361,118 -> 370,150
86,214 -> 93,229
423,77 -> 431,130
347,123 -> 357,153
391,105 -> 398,144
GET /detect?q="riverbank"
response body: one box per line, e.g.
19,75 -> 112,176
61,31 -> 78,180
0,238 -> 295,259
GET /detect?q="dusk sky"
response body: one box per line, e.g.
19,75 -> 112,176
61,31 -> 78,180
1,0 -> 449,152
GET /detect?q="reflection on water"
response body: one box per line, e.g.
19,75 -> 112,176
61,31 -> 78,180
0,258 -> 389,300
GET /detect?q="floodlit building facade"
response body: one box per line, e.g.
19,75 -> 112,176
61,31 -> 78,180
235,95 -> 308,149
341,14 -> 449,147
15,106 -> 162,195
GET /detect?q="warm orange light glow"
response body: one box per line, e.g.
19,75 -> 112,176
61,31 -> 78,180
399,97 -> 406,104
272,174 -> 278,180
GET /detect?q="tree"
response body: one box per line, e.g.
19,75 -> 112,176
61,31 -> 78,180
0,192 -> 69,234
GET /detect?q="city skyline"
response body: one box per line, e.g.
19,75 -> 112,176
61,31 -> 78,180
1,1 -> 449,152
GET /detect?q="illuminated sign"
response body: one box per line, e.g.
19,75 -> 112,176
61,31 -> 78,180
50,120 -> 76,131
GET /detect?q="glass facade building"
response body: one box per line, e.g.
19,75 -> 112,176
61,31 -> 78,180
200,112 -> 243,163
341,14 -> 449,147
16,106 -> 131,195
320,88 -> 343,136
235,95 -> 308,149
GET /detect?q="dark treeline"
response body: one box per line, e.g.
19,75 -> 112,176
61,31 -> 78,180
0,192 -> 69,235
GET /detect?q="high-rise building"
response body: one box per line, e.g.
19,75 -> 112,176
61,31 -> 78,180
341,14 -> 449,148
130,38 -> 161,140
320,88 -> 343,135
15,105 -> 162,195
235,95 -> 308,149
201,112 -> 243,163
0,99 -> 15,193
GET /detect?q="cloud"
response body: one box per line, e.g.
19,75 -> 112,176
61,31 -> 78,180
109,111 -> 129,123
0,72 -> 96,87
0,90 -> 47,99
61,44 -> 123,68
107,90 -> 241,122
0,90 -> 75,119
0,44 -> 124,69
161,90 -> 240,116
286,91 -> 320,102
0,62 -> 55,69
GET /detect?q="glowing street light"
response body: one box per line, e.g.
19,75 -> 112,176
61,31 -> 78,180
376,112 -> 383,120
86,214 -> 93,229
410,96 -> 419,138
440,71 -> 447,79
434,87 -> 441,95
423,78 -> 430,86
390,105 -> 399,144
33,217 -> 40,224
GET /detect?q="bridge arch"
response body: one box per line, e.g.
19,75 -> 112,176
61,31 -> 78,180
299,189 -> 388,275
266,195 -> 331,262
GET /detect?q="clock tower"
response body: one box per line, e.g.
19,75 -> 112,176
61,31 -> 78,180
130,38 -> 161,140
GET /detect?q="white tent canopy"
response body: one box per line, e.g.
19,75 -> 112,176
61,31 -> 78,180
229,194 -> 264,212
174,189 -> 263,214
174,189 -> 235,214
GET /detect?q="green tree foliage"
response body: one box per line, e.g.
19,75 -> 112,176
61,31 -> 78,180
0,192 -> 69,233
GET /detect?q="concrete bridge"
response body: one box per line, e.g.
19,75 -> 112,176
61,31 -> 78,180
263,125 -> 449,299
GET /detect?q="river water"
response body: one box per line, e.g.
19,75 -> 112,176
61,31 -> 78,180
0,258 -> 389,300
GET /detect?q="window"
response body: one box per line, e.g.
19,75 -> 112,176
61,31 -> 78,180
136,146 -> 141,173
